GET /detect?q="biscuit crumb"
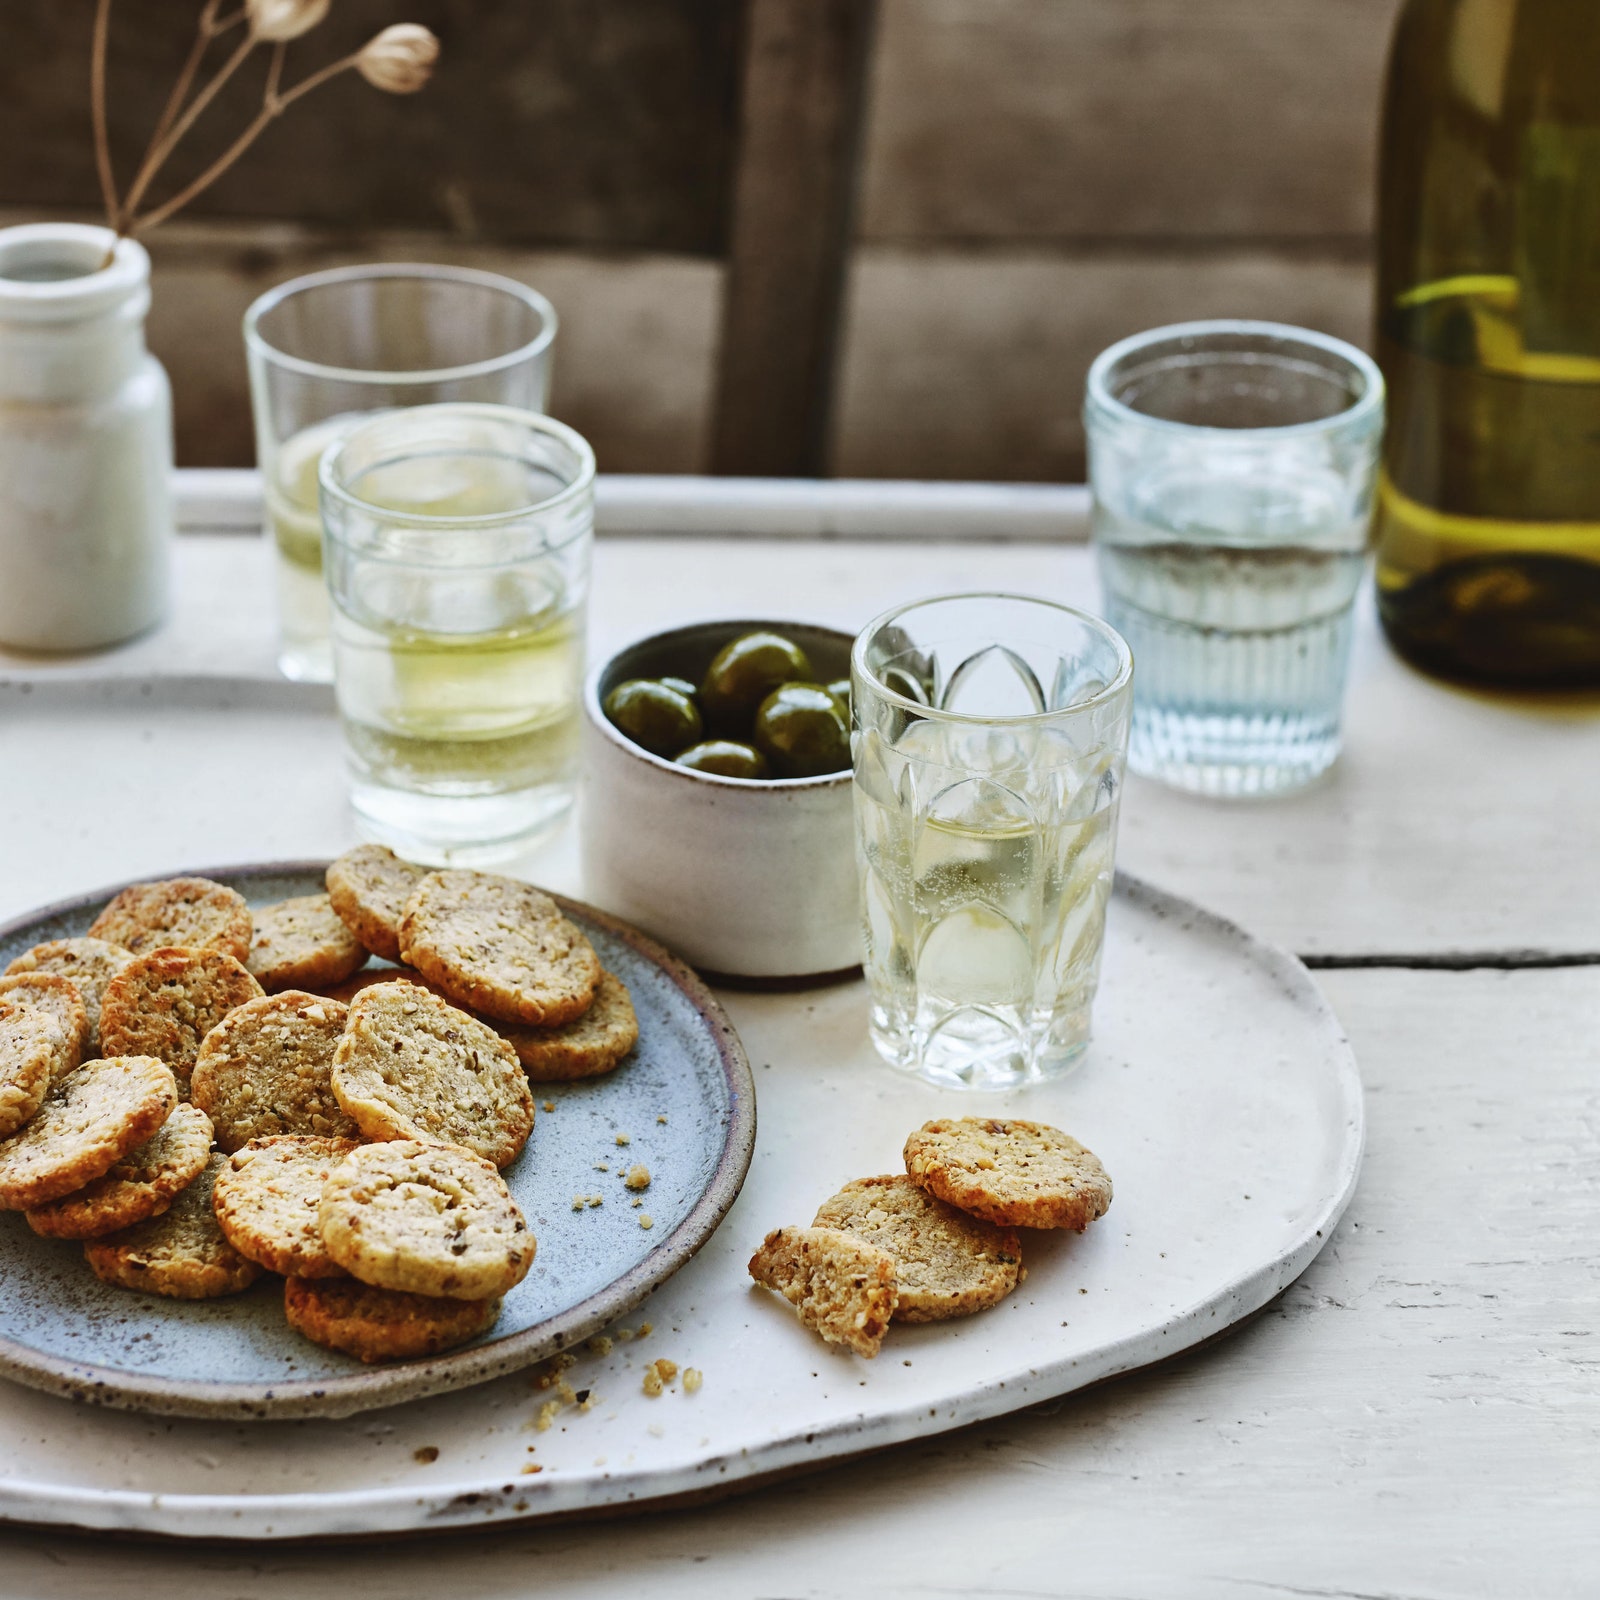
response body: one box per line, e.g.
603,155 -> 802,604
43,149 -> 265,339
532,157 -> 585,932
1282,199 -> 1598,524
656,1114 -> 667,1124
571,1195 -> 585,1211
578,1390 -> 597,1412
647,1423 -> 665,1438
585,1334 -> 613,1357
413,1445 -> 439,1464
535,1400 -> 560,1431
542,1100 -> 555,1113
639,1214 -> 654,1230
641,1358 -> 677,1397
556,1379 -> 577,1405
532,1353 -> 577,1389
587,1193 -> 603,1208
683,1368 -> 703,1393
615,1326 -> 634,1342
637,1322 -> 652,1338
521,1463 -> 543,1475
631,1197 -> 643,1208
624,1164 -> 650,1191
594,1162 -> 609,1172
615,1133 -> 631,1146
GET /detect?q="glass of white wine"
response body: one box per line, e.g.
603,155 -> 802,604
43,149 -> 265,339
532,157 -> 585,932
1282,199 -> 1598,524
244,264 -> 557,683
319,403 -> 595,865
852,595 -> 1134,1091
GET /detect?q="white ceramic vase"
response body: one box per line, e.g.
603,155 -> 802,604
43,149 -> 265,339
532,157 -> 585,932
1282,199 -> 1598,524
0,222 -> 172,651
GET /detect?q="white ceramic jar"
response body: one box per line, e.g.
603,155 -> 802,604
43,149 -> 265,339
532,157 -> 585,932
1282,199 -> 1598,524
0,223 -> 172,651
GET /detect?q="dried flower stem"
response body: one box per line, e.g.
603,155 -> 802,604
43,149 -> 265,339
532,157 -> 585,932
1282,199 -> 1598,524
131,46 -> 362,236
119,29 -> 257,227
90,0 -> 117,220
91,1 -> 438,244
147,1 -> 244,152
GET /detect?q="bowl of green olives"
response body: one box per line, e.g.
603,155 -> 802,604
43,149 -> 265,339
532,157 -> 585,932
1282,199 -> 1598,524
582,621 -> 859,981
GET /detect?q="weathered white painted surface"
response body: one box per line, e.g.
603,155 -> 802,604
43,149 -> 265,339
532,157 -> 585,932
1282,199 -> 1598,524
0,473 -> 1593,1587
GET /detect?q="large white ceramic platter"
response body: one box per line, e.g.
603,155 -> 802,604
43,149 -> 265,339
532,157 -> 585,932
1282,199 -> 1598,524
0,875 -> 1361,1540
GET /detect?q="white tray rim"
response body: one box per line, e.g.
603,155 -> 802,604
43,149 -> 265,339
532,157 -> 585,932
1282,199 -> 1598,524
0,873 -> 1362,1540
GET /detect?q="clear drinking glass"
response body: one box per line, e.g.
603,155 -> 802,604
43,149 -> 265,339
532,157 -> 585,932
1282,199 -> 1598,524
851,594 -> 1134,1091
319,403 -> 595,866
1085,321 -> 1384,797
245,264 -> 557,683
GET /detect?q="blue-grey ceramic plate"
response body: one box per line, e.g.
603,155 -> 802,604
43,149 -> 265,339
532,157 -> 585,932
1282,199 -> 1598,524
0,863 -> 755,1421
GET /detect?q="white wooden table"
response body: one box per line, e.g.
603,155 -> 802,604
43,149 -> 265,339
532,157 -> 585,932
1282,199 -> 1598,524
0,473 -> 1596,1597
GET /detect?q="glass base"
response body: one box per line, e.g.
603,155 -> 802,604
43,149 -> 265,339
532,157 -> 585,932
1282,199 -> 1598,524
350,779 -> 573,868
868,1000 -> 1089,1091
278,639 -> 334,685
1129,706 -> 1339,797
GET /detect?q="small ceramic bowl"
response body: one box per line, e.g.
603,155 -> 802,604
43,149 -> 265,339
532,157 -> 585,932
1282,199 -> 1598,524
581,619 -> 860,982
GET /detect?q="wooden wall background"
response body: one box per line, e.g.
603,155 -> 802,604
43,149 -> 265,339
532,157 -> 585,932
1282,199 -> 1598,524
0,0 -> 1404,482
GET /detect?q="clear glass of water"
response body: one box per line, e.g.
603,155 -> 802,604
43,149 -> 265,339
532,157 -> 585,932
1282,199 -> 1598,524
319,403 -> 595,866
1085,321 -> 1384,797
851,594 -> 1134,1090
244,265 -> 557,684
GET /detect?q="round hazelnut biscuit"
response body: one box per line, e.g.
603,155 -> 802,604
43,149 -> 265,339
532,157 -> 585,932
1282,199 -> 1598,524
191,990 -> 360,1152
0,1002 -> 60,1139
247,894 -> 367,993
3,938 -> 134,1052
99,947 -> 265,1096
331,982 -> 533,1168
88,877 -> 252,962
812,1175 -> 1021,1323
318,1139 -> 534,1300
904,1117 -> 1113,1232
284,1276 -> 501,1364
397,870 -> 600,1028
0,975 -> 89,1080
26,1103 -> 214,1240
499,970 -> 638,1082
84,1153 -> 260,1299
325,845 -> 427,964
0,1055 -> 178,1210
212,1134 -> 360,1278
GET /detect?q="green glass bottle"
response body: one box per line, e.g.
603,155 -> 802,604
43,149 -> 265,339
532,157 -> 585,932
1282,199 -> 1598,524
1374,0 -> 1600,686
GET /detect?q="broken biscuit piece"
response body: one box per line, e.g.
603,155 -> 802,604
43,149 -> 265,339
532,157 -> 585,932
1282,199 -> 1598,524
748,1225 -> 899,1358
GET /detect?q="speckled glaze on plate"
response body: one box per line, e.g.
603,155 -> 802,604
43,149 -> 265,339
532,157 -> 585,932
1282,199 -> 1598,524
0,863 -> 756,1421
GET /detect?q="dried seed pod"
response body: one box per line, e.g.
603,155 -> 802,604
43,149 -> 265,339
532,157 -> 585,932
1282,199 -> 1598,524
246,0 -> 331,44
357,24 -> 441,94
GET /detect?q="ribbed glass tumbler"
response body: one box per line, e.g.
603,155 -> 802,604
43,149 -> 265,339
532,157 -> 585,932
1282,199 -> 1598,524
1085,321 -> 1384,797
851,594 -> 1133,1091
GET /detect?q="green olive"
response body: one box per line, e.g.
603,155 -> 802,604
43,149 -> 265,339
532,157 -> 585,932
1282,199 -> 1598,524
604,678 -> 703,758
659,676 -> 699,702
699,631 -> 814,733
675,739 -> 770,780
826,678 -> 852,718
751,682 -> 851,778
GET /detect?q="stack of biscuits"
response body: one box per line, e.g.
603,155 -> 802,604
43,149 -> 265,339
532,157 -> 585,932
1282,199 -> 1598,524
0,850 -> 640,1364
749,1118 -> 1113,1358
